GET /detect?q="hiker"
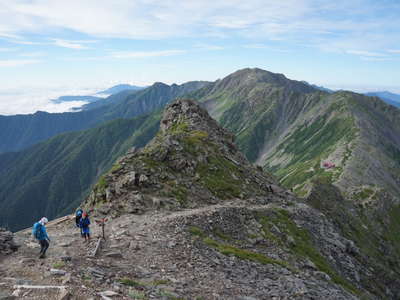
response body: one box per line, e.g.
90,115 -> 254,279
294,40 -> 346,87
79,212 -> 91,242
75,208 -> 83,237
32,217 -> 50,259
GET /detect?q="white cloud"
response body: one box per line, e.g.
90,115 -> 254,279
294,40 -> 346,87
111,50 -> 186,59
360,57 -> 391,62
346,50 -> 387,57
243,44 -> 291,52
10,40 -> 45,45
0,59 -> 41,67
0,86 -> 106,115
388,49 -> 400,54
51,39 -> 96,49
0,0 -> 396,48
194,43 -> 224,51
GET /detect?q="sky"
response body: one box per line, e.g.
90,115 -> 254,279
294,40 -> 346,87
0,0 -> 399,114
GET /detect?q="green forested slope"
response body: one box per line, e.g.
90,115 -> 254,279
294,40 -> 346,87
0,113 -> 160,231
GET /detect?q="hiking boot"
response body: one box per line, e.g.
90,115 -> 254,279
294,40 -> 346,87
39,254 -> 45,259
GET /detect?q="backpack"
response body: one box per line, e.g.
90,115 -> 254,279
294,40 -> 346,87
32,222 -> 42,239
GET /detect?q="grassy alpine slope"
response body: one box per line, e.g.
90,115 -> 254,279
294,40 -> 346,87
0,112 -> 160,231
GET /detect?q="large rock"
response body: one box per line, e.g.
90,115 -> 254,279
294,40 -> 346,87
0,227 -> 18,255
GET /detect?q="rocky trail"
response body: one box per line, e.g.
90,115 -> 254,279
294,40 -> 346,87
0,198 -> 288,300
0,192 -> 364,300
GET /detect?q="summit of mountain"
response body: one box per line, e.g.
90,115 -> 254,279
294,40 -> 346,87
98,83 -> 145,95
85,99 -> 276,215
182,69 -> 400,204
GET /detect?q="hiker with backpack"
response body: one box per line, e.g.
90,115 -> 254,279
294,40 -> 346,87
75,209 -> 83,237
32,217 -> 50,259
79,212 -> 91,242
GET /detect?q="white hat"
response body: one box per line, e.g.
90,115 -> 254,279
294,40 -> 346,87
39,217 -> 48,225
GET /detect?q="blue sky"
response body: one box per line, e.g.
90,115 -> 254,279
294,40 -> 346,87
0,0 -> 399,112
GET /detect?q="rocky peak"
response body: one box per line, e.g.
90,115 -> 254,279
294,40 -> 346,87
159,98 -> 234,144
85,99 -> 276,215
214,68 -> 316,94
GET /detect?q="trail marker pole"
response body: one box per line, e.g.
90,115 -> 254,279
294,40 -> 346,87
95,218 -> 108,240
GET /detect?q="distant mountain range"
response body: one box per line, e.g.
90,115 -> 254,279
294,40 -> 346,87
303,83 -> 400,109
98,84 -> 145,95
50,84 -> 147,110
365,91 -> 400,108
0,68 -> 399,236
0,81 -> 209,153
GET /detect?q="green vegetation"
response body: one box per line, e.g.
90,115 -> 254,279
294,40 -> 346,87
188,226 -> 206,237
213,228 -> 232,241
268,111 -> 357,191
169,185 -> 188,206
353,187 -> 375,200
306,186 -> 400,298
182,130 -> 209,153
196,156 -> 242,199
188,226 -> 289,269
204,237 -> 289,268
119,277 -> 170,288
52,261 -> 66,269
128,290 -> 147,300
256,209 -> 360,295
119,278 -> 145,287
0,113 -> 160,231
170,121 -> 189,134
157,290 -> 185,300
110,163 -> 122,173
95,175 -> 108,193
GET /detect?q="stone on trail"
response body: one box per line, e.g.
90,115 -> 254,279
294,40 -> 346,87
50,269 -> 67,276
105,252 -> 123,259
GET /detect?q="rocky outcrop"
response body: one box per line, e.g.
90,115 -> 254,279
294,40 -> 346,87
0,227 -> 18,256
85,99 -> 276,215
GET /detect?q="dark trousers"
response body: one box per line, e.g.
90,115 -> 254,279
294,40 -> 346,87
39,239 -> 49,255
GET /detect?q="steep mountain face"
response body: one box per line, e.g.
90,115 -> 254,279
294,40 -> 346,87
306,179 -> 400,298
0,81 -> 209,154
189,68 -> 400,203
0,113 -> 160,231
85,99 -> 276,215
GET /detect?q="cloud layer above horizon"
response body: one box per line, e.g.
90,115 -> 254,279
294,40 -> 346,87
0,0 -> 399,114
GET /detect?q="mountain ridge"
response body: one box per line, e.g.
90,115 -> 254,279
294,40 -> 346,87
0,80 -> 209,153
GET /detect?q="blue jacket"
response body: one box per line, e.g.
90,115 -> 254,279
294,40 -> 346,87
32,222 -> 50,241
79,217 -> 90,228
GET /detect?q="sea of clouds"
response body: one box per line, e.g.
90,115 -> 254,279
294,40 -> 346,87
0,86 -> 107,115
